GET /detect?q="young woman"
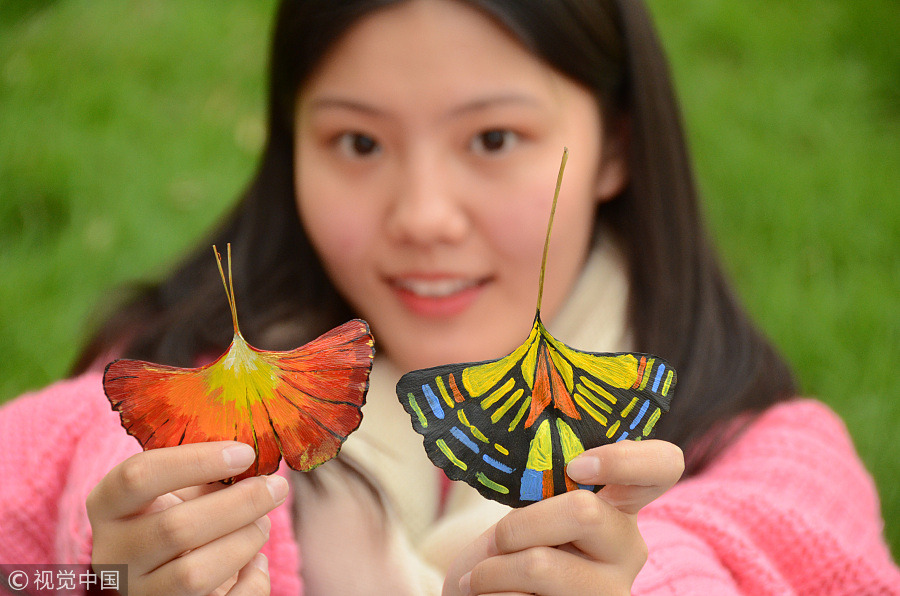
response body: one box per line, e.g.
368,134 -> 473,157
2,1 -> 897,594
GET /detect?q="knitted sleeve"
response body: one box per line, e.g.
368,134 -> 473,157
0,373 -> 121,563
0,374 -> 303,596
634,399 -> 900,595
0,376 -> 110,563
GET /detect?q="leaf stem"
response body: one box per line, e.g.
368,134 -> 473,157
536,148 -> 569,314
214,244 -> 242,335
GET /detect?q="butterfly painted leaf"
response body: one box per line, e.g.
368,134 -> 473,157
104,319 -> 374,483
396,315 -> 675,508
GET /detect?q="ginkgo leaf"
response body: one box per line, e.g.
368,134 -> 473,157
103,245 -> 374,483
396,149 -> 676,507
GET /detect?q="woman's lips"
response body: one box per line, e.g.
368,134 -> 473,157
389,275 -> 489,318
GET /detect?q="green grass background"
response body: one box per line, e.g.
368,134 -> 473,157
1,0 -> 897,557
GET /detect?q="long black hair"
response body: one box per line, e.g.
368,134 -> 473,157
74,0 -> 796,474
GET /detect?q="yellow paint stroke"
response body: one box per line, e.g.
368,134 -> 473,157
509,394 -> 532,432
436,376 -> 454,409
548,335 -> 638,389
477,472 -> 510,494
638,359 -> 655,390
556,419 -> 585,463
575,383 -> 613,413
491,388 -> 525,424
494,443 -> 509,456
662,370 -> 674,396
520,333 -> 540,390
463,325 -> 538,397
621,397 -> 639,417
458,410 -> 489,443
548,347 -> 574,392
437,439 -> 467,470
573,391 -> 608,425
481,377 -> 515,409
579,376 -> 617,405
525,419 -> 553,471
606,420 -> 621,439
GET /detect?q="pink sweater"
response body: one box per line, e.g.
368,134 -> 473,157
1,373 -> 898,594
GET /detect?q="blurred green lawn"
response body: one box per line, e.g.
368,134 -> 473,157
1,0 -> 897,557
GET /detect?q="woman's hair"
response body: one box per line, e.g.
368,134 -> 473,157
74,0 -> 796,474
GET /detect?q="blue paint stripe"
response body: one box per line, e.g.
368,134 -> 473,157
520,469 -> 543,501
483,454 -> 514,474
652,364 -> 666,393
451,426 -> 480,453
630,400 -> 650,430
616,431 -> 629,442
422,384 -> 444,419
577,484 -> 596,491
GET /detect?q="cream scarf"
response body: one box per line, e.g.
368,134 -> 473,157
292,233 -> 631,594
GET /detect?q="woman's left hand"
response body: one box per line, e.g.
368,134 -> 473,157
443,439 -> 684,596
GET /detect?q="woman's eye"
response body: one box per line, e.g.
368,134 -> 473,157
337,132 -> 380,158
471,129 -> 519,154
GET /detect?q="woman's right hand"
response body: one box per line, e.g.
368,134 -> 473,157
87,441 -> 288,596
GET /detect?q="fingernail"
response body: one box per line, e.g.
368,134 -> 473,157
458,572 -> 472,596
266,474 -> 289,505
566,455 -> 600,482
254,515 -> 271,539
253,553 -> 269,576
222,443 -> 256,472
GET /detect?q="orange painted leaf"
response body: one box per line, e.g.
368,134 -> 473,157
103,246 -> 374,483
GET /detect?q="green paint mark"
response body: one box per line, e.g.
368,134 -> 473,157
437,439 -> 467,470
477,472 -> 509,494
642,408 -> 662,436
408,394 -> 427,428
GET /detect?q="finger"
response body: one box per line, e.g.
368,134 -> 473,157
226,554 -> 270,596
210,573 -> 239,596
566,440 -> 684,487
491,490 -> 641,565
88,441 -> 256,521
465,546 -> 611,596
565,440 -> 684,514
444,524 -> 500,594
137,475 -> 285,572
171,479 -> 233,502
143,482 -> 230,516
139,517 -> 271,596
96,476 -> 281,578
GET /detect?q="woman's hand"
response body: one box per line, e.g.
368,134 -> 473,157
88,441 -> 289,596
443,439 -> 684,596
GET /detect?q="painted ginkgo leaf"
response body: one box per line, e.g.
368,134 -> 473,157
396,149 -> 676,507
103,245 -> 375,483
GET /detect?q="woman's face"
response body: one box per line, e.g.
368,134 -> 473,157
294,0 -> 625,371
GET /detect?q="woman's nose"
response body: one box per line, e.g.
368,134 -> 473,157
385,155 -> 469,246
